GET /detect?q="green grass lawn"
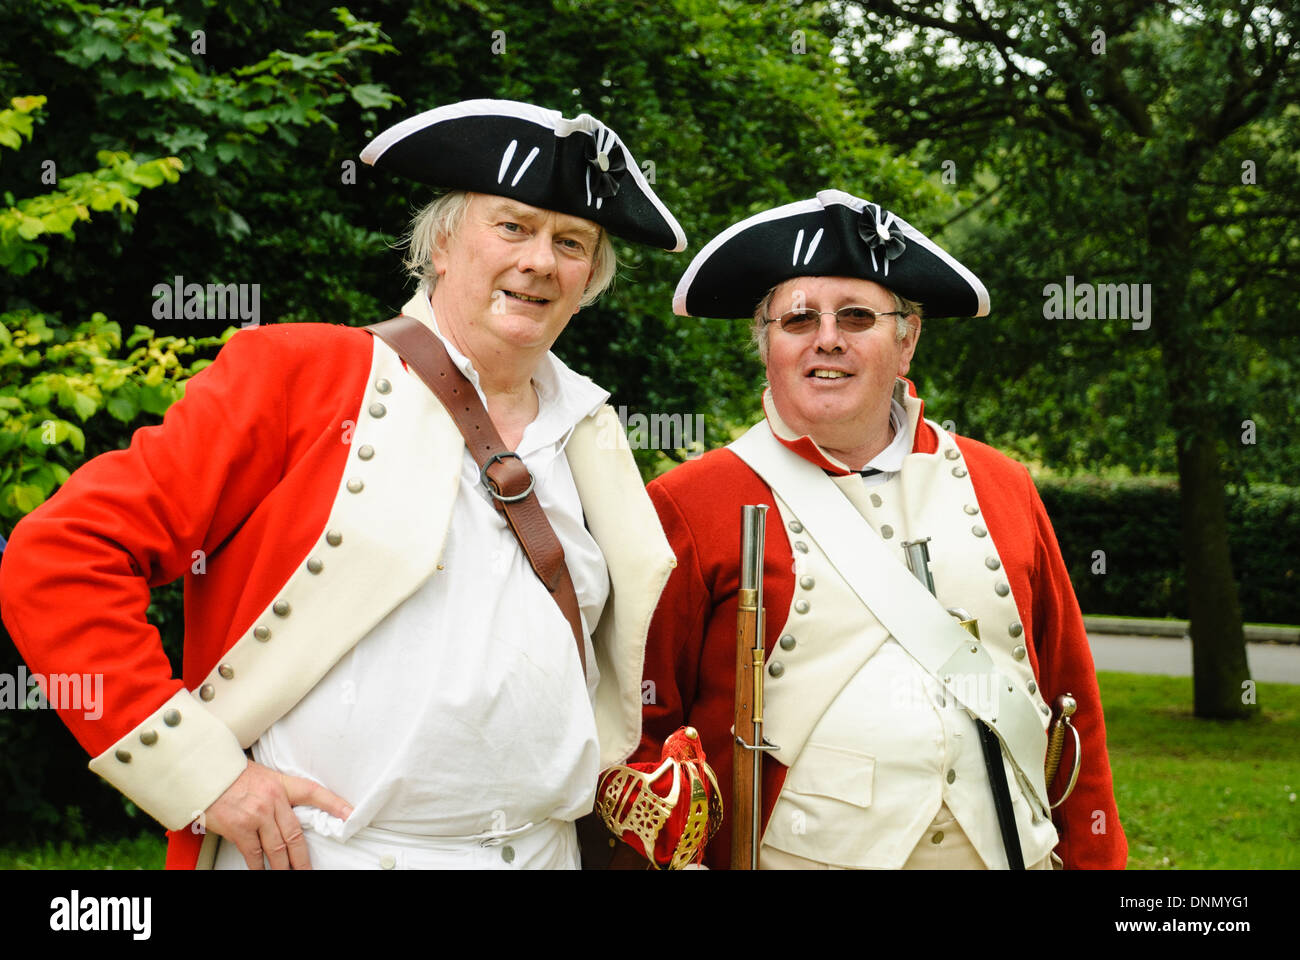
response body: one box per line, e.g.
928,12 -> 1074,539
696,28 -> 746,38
0,832 -> 166,869
1099,671 -> 1300,869
2,670 -> 1296,869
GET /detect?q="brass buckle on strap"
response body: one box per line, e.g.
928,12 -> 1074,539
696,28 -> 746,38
480,451 -> 536,503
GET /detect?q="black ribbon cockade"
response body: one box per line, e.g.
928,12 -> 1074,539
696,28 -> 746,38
857,204 -> 907,266
584,136 -> 627,200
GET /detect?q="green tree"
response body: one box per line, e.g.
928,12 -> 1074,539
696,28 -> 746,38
834,0 -> 1300,718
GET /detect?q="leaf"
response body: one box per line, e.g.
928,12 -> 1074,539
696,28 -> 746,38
105,391 -> 139,422
127,325 -> 155,347
17,215 -> 45,240
10,96 -> 47,113
40,205 -> 81,235
71,389 -> 98,421
8,484 -> 46,515
138,382 -> 173,415
350,84 -> 394,109
64,422 -> 84,453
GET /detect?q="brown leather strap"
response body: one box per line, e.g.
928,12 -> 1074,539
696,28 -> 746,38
365,315 -> 587,679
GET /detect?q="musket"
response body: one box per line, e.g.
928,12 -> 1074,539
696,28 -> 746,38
902,536 -> 1026,870
732,504 -> 778,870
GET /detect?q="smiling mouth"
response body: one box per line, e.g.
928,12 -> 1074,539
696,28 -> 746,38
809,369 -> 851,379
502,290 -> 550,304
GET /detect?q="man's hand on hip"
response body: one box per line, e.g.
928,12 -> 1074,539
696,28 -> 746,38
204,761 -> 354,870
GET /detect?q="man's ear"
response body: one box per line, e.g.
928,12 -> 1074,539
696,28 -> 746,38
898,315 -> 922,375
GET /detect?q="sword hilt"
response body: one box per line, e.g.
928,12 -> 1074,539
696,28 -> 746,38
1045,693 -> 1081,808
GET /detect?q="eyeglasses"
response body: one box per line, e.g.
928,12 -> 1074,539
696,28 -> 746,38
762,306 -> 907,336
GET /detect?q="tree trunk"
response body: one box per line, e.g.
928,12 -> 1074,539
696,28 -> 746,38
1176,419 -> 1255,718
1149,197 -> 1256,720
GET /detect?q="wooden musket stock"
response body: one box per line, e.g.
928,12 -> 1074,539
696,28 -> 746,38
731,505 -> 769,870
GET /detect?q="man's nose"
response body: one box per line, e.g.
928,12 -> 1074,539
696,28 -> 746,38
517,231 -> 558,275
813,313 -> 845,352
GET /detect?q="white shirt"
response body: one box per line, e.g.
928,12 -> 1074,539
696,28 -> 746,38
246,303 -> 611,858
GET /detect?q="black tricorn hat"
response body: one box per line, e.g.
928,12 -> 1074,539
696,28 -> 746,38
674,190 -> 989,318
361,99 -> 686,252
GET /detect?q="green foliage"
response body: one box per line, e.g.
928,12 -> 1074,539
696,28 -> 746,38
1,94 -> 187,275
1040,475 -> 1300,623
834,2 -> 1300,484
0,310 -> 230,522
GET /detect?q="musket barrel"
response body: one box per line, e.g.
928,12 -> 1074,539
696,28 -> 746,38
732,505 -> 768,870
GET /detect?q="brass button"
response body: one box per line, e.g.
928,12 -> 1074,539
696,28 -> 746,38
952,466 -> 968,478
199,684 -> 215,702
794,600 -> 810,614
684,727 -> 698,740
946,769 -> 956,784
139,730 -> 158,746
1012,645 -> 1026,660
945,449 -> 960,461
985,557 -> 1001,570
115,749 -> 131,764
788,520 -> 803,534
1041,704 -> 1051,716
768,661 -> 785,678
880,524 -> 894,539
273,600 -> 291,617
307,557 -> 323,574
254,625 -> 271,642
218,663 -> 234,680
995,582 -> 1010,597
794,541 -> 809,554
358,444 -> 375,461
964,504 -> 979,515
931,831 -> 944,844
779,635 -> 796,651
375,378 -> 391,394
326,529 -> 343,547
1027,681 -> 1037,694
502,846 -> 516,863
799,576 -> 815,590
347,478 -> 364,494
368,402 -> 387,419
1009,621 -> 1024,638
971,525 -> 987,538
163,709 -> 181,727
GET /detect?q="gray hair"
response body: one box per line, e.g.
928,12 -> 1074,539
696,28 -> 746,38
402,190 -> 619,308
750,282 -> 922,362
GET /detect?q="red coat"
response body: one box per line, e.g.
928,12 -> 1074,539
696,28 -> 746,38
2,323 -> 368,867
636,392 -> 1128,869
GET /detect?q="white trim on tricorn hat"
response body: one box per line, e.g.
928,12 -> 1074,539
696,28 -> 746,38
361,98 -> 686,252
673,189 -> 989,318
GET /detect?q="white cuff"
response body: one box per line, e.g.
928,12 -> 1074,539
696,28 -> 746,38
88,689 -> 249,831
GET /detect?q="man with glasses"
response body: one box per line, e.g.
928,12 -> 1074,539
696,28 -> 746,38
616,190 -> 1126,870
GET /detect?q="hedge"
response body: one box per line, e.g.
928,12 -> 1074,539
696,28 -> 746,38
1038,475 -> 1300,625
